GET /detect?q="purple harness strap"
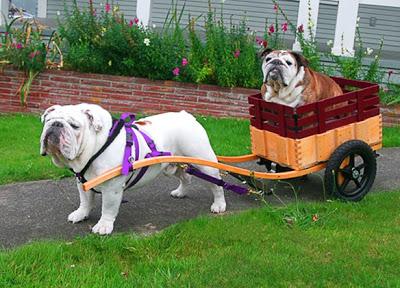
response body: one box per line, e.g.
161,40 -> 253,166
185,165 -> 249,195
118,113 -> 171,190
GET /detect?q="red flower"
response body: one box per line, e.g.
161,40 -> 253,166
134,17 -> 139,24
16,43 -> 23,49
282,22 -> 288,32
312,214 -> 318,222
129,20 -> 134,27
233,49 -> 240,58
262,40 -> 268,48
172,67 -> 180,76
268,24 -> 275,34
388,70 -> 394,77
298,24 -> 304,33
105,3 -> 111,13
274,3 -> 278,12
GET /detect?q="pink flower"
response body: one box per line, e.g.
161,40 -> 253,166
105,3 -> 111,13
129,20 -> 134,27
181,58 -> 188,66
134,17 -> 139,24
274,3 -> 278,12
233,49 -> 240,58
298,24 -> 304,33
268,24 -> 275,34
29,51 -> 39,58
16,43 -> 23,49
282,22 -> 288,32
172,67 -> 180,76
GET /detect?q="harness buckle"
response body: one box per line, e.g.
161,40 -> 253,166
126,132 -> 134,146
128,156 -> 135,164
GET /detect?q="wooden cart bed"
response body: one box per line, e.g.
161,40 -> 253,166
248,77 -> 382,170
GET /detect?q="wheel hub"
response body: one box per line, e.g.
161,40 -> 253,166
352,169 -> 360,179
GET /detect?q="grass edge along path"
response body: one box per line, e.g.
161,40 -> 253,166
0,191 -> 399,287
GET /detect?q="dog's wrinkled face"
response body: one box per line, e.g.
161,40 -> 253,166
40,104 -> 106,167
261,49 -> 306,89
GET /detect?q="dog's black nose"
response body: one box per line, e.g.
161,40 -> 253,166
270,59 -> 282,66
52,121 -> 64,128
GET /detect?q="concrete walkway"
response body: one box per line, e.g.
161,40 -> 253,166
1,148 -> 399,249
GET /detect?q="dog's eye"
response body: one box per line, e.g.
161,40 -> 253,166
266,57 -> 272,62
286,60 -> 292,66
70,123 -> 80,129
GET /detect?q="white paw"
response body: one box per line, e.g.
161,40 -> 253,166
211,201 -> 226,213
92,219 -> 114,235
68,208 -> 89,223
170,188 -> 186,198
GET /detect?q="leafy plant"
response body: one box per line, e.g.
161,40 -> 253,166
0,15 -> 61,105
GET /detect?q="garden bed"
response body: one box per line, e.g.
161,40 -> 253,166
0,67 -> 398,127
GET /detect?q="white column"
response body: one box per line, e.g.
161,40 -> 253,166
292,0 -> 320,51
0,0 -> 8,26
137,0 -> 152,27
37,0 -> 47,18
331,0 -> 359,56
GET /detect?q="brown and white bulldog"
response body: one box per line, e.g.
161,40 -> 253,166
260,49 -> 342,107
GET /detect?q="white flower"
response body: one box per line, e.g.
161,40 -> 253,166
152,24 -> 156,29
357,17 -> 360,22
57,11 -> 61,16
144,38 -> 150,46
375,55 -> 379,59
326,40 -> 333,46
366,47 -> 373,55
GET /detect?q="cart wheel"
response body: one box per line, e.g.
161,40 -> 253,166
324,140 -> 377,202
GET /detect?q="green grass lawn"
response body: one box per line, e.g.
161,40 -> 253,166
1,191 -> 400,287
0,114 -> 399,185
0,114 -> 399,286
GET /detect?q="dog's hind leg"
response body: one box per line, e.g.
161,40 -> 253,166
170,166 -> 192,198
196,165 -> 226,213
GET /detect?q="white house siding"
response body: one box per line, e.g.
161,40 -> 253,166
46,0 -> 137,19
358,4 -> 400,54
150,0 -> 299,42
315,2 -> 337,45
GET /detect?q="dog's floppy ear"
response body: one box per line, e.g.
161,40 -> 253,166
260,48 -> 273,58
41,105 -> 61,123
290,51 -> 309,68
83,108 -> 103,132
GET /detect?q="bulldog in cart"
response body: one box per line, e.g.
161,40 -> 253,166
260,49 -> 343,107
40,104 -> 226,235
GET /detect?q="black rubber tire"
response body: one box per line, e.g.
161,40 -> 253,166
324,140 -> 377,202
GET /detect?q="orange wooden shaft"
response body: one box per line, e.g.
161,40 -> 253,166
81,154 -> 326,192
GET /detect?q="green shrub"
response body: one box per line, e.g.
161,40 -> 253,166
0,16 -> 61,104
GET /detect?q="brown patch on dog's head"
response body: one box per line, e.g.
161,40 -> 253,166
288,51 -> 309,72
260,48 -> 273,58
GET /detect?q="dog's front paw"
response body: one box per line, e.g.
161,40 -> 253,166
68,208 -> 89,223
211,201 -> 226,213
92,219 -> 114,235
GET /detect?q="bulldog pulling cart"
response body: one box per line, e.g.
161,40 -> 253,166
82,77 -> 381,202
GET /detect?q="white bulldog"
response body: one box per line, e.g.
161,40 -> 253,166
40,103 -> 226,235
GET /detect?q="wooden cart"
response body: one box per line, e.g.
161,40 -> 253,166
83,77 -> 382,201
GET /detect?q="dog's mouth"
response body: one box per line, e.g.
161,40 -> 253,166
265,67 -> 287,87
